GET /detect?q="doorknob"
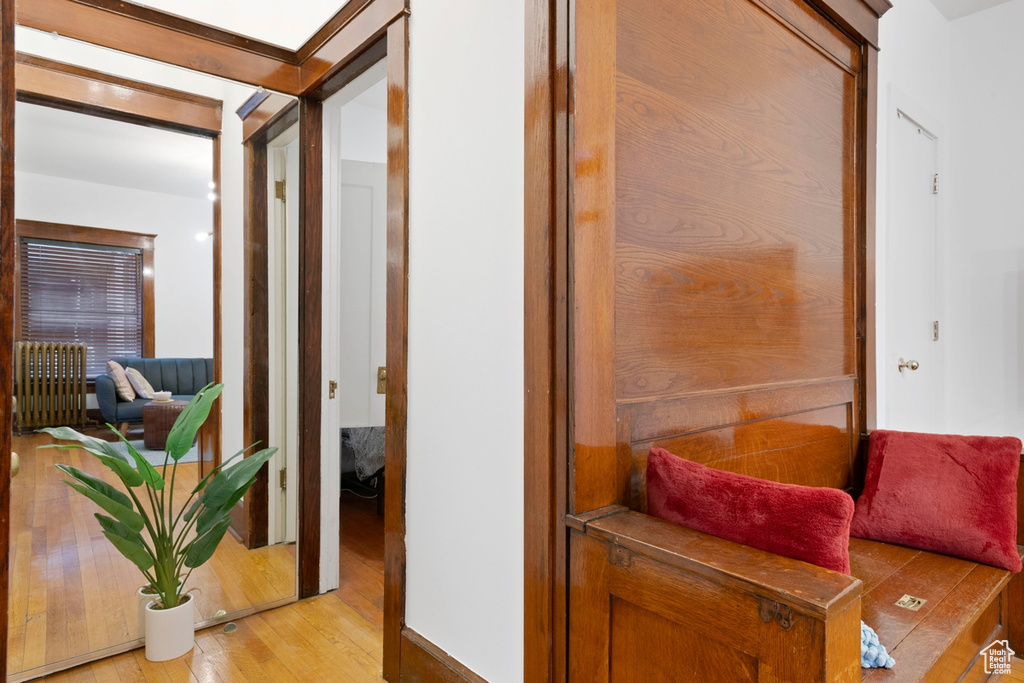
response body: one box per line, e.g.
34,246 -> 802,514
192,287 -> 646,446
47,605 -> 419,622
898,358 -> 920,373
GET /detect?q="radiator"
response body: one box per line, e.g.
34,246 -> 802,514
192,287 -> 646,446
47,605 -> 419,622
14,341 -> 89,433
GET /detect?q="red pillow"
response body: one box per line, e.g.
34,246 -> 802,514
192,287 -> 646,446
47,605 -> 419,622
850,430 -> 1023,572
646,447 -> 855,574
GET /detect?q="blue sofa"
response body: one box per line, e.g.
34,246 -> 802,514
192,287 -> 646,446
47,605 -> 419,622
95,358 -> 214,426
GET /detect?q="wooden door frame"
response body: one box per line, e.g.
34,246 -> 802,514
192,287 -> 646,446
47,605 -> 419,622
8,1 -> 414,680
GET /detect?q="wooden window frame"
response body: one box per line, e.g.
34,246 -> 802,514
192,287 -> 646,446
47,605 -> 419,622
14,219 -> 156,382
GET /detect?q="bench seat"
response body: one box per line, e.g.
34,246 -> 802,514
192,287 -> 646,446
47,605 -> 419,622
853,538 -> 1019,681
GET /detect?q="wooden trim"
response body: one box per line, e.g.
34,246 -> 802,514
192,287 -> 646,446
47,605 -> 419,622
399,629 -> 486,683
241,93 -> 296,143
15,53 -> 222,134
383,15 -> 409,682
242,139 -> 270,549
0,0 -> 14,675
13,219 -> 157,359
306,35 -> 387,103
210,134 -> 222,471
524,0 -> 570,680
16,0 -> 303,92
296,0 -> 406,96
297,96 -> 323,599
863,45 -> 879,433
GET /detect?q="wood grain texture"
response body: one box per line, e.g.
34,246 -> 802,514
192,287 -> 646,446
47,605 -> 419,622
240,93 -> 296,143
398,629 -> 485,683
16,55 -> 222,135
15,0 -> 303,92
0,0 -> 13,676
524,0 -> 570,678
383,17 -> 409,682
297,97 -> 323,600
242,140 -> 270,550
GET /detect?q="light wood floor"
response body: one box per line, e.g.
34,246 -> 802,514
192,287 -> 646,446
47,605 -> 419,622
7,431 -> 385,681
992,658 -> 1024,682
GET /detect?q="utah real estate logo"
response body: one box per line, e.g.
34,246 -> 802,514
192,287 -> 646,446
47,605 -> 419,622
982,639 -> 1014,675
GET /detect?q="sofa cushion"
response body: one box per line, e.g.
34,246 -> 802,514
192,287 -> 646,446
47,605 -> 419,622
647,447 -> 856,574
125,367 -> 155,400
850,430 -> 1022,572
106,361 -> 136,401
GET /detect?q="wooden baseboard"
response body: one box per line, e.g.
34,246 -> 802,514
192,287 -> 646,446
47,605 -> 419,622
228,500 -> 249,546
398,629 -> 485,683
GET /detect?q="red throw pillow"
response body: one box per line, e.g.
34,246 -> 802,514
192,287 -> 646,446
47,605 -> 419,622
646,447 -> 855,574
850,430 -> 1023,572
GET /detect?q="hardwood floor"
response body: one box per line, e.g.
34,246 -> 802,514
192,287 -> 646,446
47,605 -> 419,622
992,658 -> 1024,682
10,431 -> 386,682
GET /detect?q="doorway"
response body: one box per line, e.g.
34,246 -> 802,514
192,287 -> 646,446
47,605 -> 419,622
885,101 -> 943,431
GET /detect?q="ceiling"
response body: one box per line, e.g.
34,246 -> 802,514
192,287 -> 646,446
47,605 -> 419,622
138,0 -> 352,50
928,0 -> 1014,19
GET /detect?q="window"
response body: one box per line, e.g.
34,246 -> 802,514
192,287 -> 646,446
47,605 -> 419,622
16,220 -> 155,379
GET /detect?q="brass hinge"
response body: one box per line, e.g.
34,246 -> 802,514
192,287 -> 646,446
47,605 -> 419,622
758,597 -> 793,631
932,173 -> 939,195
279,468 -> 287,491
933,320 -> 939,341
275,180 -> 287,201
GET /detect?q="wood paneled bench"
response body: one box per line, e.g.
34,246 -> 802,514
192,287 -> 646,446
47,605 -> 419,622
569,507 -> 1023,682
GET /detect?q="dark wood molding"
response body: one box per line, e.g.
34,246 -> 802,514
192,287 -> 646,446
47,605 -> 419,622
13,219 -> 156,357
524,0 -> 569,680
242,140 -> 270,549
15,0 -> 303,92
383,15 -> 409,682
240,92 -> 296,143
296,96 -> 323,600
399,629 -> 486,683
15,52 -> 223,134
210,134 -> 223,472
295,0 -> 405,96
0,0 -> 15,675
306,35 -> 386,103
15,0 -> 408,97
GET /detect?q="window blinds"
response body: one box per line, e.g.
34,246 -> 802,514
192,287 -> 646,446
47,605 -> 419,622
19,238 -> 144,379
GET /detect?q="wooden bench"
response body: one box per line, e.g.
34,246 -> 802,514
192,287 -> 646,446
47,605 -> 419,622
567,452 -> 1024,681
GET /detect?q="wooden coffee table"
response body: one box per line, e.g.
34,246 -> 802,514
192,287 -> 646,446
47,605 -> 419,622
142,400 -> 188,451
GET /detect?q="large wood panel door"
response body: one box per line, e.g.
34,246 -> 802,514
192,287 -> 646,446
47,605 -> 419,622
564,0 -> 883,677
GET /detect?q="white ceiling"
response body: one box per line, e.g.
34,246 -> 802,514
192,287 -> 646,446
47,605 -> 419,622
928,0 -> 1014,19
15,102 -> 214,199
137,0 -> 352,50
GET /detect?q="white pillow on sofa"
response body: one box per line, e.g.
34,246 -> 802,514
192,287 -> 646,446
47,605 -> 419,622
125,367 -> 155,400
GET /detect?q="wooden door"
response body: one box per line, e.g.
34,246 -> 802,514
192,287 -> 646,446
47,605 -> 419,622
565,0 -> 884,678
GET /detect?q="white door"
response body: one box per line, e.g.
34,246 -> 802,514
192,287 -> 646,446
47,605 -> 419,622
320,59 -> 388,592
886,108 -> 941,431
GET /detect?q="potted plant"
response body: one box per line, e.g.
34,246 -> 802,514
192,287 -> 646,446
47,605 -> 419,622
40,383 -> 276,661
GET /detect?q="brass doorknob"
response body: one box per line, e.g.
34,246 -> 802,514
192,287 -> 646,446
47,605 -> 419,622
898,358 -> 920,373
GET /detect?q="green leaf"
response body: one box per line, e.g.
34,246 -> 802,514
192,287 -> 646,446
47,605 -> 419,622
56,464 -> 133,509
195,479 -> 251,535
183,498 -> 203,523
95,514 -> 154,572
61,479 -> 145,532
183,516 -> 232,569
39,427 -> 131,463
110,432 -> 165,491
190,444 -> 257,495
165,383 -> 222,461
201,447 -> 277,512
94,455 -> 145,488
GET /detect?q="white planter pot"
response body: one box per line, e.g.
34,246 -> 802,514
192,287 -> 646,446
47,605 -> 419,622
144,593 -> 195,661
136,587 -> 158,638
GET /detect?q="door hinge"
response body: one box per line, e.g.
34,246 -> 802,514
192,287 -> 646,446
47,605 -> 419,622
933,320 -> 939,341
279,468 -> 287,491
275,180 -> 287,201
932,173 -> 938,195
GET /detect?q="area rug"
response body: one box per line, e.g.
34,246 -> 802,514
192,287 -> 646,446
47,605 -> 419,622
109,439 -> 199,467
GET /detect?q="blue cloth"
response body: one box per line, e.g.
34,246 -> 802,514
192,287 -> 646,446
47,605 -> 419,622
861,621 -> 895,669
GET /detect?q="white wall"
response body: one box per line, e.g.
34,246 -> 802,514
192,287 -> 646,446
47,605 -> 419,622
946,0 -> 1024,440
14,171 -> 214,360
16,27 -> 258,457
405,1 -> 525,680
875,0 -> 951,428
877,0 -> 1024,442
